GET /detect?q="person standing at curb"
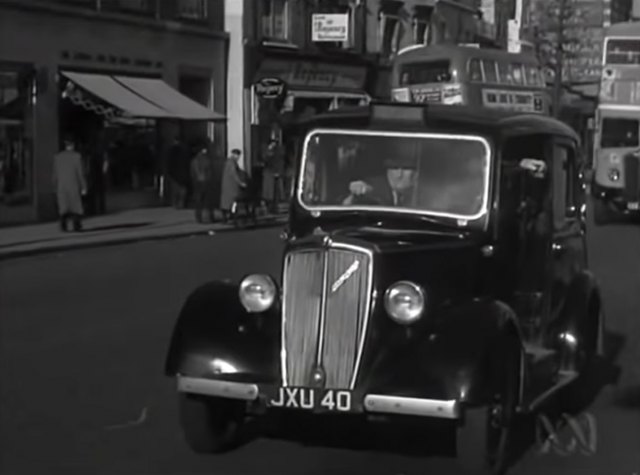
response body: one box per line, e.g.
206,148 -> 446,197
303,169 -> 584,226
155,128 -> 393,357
53,137 -> 87,232
220,148 -> 246,223
190,140 -> 214,224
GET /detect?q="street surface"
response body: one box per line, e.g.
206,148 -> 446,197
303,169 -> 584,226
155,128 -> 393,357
1,213 -> 639,475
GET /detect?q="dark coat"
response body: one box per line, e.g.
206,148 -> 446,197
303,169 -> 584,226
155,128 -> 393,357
220,157 -> 246,210
53,149 -> 87,215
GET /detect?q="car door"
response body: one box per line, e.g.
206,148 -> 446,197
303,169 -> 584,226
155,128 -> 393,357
548,136 -> 588,326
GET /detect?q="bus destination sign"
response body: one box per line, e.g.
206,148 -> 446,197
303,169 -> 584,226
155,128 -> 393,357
482,89 -> 545,113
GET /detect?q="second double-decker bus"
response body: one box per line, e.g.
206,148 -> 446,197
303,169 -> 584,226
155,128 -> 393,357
592,21 -> 640,223
390,44 -> 551,114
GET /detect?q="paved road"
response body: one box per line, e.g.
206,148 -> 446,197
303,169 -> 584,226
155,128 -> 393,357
1,220 -> 639,475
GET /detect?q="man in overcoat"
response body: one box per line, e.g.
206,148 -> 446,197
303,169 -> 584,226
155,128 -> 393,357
53,137 -> 87,232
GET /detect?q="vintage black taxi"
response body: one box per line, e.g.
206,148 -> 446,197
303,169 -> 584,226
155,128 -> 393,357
165,103 -> 603,474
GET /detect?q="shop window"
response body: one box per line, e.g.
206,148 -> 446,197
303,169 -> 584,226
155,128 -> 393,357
413,18 -> 431,45
177,0 -> 208,19
0,66 -> 34,206
379,13 -> 402,57
262,0 -> 291,42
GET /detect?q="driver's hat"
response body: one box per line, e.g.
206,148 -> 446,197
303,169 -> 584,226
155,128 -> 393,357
384,154 -> 417,169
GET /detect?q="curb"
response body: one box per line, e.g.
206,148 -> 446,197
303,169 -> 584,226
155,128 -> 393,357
0,217 -> 287,262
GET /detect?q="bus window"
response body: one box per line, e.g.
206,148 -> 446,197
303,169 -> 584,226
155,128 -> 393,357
399,60 -> 452,85
498,61 -> 514,84
468,58 -> 483,82
482,59 -> 498,83
605,39 -> 640,65
601,118 -> 640,148
511,63 -> 525,85
524,65 -> 539,86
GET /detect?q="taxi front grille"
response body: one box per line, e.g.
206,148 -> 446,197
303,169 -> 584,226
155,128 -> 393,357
282,246 -> 372,390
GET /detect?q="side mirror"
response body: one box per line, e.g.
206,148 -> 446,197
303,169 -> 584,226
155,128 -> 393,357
519,158 -> 547,179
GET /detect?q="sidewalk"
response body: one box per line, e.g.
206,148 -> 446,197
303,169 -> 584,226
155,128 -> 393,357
0,206 -> 288,260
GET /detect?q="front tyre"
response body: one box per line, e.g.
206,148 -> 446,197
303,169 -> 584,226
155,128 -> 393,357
456,339 -> 521,474
179,393 -> 247,454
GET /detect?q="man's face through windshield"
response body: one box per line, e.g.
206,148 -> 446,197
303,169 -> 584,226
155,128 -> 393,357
386,167 -> 416,192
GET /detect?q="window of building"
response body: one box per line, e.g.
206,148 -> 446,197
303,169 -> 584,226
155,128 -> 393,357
262,0 -> 290,42
177,0 -> 208,20
379,12 -> 402,57
0,65 -> 34,206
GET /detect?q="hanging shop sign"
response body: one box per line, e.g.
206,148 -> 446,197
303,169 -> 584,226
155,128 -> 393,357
254,77 -> 287,100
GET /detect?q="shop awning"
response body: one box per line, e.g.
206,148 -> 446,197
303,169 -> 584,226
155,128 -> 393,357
60,71 -> 225,121
115,76 -> 225,121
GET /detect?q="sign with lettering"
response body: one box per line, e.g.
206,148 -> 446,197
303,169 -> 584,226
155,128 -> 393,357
254,77 -> 287,99
312,14 -> 349,42
410,86 -> 443,103
482,88 -> 546,113
254,59 -> 367,91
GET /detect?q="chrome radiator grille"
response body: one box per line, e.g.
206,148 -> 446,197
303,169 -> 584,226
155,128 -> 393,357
282,246 -> 372,390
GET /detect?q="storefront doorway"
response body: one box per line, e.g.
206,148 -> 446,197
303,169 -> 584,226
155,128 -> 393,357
0,62 -> 35,223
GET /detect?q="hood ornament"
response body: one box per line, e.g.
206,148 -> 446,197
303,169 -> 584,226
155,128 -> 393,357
331,259 -> 360,293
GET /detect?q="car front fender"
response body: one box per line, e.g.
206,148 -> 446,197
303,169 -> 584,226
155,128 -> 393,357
363,299 -> 523,407
164,281 -> 281,383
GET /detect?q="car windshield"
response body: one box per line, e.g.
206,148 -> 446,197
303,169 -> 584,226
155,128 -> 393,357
298,129 -> 491,220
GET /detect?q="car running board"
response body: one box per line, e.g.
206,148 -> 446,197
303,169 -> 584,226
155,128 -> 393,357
520,369 -> 579,413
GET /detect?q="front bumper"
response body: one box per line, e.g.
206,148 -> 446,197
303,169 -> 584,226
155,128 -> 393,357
177,376 -> 461,420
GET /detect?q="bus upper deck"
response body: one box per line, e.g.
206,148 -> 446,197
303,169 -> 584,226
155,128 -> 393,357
390,44 -> 550,114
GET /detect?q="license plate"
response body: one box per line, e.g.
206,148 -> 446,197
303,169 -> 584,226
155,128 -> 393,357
628,202 -> 639,210
268,387 -> 353,412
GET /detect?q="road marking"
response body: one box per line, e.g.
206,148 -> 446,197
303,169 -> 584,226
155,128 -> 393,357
105,407 -> 148,430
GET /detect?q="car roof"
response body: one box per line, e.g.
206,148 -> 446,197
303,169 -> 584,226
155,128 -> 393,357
297,102 -> 580,143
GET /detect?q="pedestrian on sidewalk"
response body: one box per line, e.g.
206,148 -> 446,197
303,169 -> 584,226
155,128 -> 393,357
220,148 -> 247,222
190,141 -> 214,224
53,137 -> 87,232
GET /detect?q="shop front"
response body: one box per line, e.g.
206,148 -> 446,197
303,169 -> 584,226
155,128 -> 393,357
0,2 -> 227,225
58,71 -> 225,215
0,62 -> 35,224
249,56 -> 370,172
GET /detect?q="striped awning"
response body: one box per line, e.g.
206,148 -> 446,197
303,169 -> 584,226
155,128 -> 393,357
61,71 -> 225,121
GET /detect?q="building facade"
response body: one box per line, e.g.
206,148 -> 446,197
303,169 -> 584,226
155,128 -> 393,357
226,0 -> 493,174
0,0 -> 227,224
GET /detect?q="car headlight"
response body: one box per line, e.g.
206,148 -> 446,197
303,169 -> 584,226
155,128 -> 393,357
384,281 -> 426,325
239,274 -> 277,313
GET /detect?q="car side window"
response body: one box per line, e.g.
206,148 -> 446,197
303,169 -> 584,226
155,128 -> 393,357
552,143 -> 577,230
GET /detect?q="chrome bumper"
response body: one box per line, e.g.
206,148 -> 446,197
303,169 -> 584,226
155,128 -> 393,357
177,376 -> 460,420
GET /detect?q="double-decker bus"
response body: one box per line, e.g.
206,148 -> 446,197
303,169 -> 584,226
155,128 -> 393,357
592,21 -> 640,223
390,44 -> 551,114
